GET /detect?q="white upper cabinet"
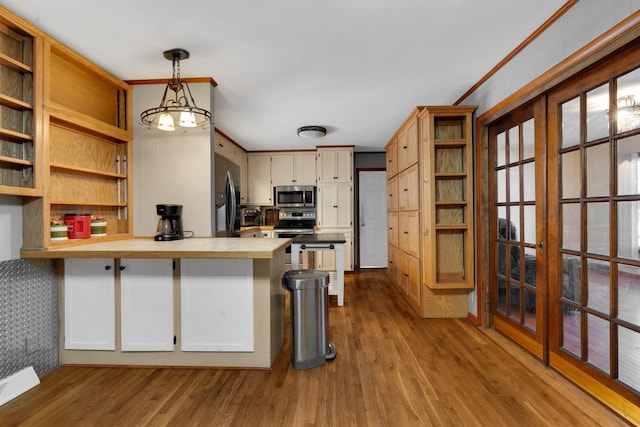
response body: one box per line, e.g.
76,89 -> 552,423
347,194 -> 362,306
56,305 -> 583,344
247,153 -> 273,205
271,152 -> 317,186
317,147 -> 353,183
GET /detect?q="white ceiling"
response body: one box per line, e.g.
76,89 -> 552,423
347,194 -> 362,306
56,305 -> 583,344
4,0 -> 566,152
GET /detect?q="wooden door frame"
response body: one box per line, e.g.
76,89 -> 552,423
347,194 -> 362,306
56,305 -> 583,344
355,167 -> 386,269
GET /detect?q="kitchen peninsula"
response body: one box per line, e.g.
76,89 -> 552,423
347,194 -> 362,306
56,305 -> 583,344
21,237 -> 291,369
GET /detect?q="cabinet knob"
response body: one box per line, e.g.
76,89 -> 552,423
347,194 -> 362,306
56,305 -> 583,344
403,145 -> 407,149
105,265 -> 112,270
333,205 -> 338,208
119,266 -> 125,271
403,231 -> 408,234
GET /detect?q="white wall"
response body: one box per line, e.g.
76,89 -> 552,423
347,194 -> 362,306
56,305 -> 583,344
0,196 -> 22,261
131,82 -> 214,237
464,0 -> 640,315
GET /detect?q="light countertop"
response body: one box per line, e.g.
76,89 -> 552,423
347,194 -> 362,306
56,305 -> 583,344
21,237 -> 292,259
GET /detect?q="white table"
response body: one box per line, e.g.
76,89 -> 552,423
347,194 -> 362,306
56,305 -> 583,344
290,233 -> 345,306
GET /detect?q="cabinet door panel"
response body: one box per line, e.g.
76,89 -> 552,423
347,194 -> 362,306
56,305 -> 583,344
294,152 -> 317,185
270,154 -> 294,187
64,258 -> 115,350
399,211 -> 420,257
181,259 -> 254,351
388,211 -> 398,247
120,258 -> 174,351
247,154 -> 273,205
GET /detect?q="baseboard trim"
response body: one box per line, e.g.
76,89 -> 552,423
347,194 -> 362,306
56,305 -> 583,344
0,367 -> 40,407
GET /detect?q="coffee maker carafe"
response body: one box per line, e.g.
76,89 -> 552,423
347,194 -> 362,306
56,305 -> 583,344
154,204 -> 184,241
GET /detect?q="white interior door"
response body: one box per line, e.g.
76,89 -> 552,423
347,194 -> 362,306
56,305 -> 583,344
359,171 -> 387,267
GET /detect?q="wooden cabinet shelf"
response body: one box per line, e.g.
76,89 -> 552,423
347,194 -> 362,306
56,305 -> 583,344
51,201 -> 128,207
0,51 -> 32,73
0,154 -> 32,167
0,92 -> 31,110
50,163 -> 127,179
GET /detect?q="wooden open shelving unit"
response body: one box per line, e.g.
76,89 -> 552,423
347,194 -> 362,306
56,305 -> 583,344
0,12 -> 41,197
1,6 -> 133,250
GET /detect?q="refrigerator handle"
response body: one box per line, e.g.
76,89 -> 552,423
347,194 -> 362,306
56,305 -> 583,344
225,171 -> 236,236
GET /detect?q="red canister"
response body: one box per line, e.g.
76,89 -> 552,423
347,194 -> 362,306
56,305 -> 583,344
64,214 -> 91,239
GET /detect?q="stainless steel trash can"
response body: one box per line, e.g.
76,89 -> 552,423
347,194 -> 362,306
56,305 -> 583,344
282,269 -> 337,369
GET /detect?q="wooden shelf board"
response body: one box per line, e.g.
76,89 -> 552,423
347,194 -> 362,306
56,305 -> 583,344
46,233 -> 132,249
427,281 -> 474,290
433,139 -> 466,147
50,200 -> 128,207
435,201 -> 467,206
0,127 -> 32,142
434,172 -> 467,178
0,183 -> 39,197
0,52 -> 32,73
47,102 -> 131,143
0,93 -> 32,110
50,162 -> 126,179
0,155 -> 33,167
435,224 -> 468,230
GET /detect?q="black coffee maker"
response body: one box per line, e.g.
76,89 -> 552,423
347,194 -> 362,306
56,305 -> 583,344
154,204 -> 184,241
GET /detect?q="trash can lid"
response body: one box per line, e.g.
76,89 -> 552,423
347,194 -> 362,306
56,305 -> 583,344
282,269 -> 329,290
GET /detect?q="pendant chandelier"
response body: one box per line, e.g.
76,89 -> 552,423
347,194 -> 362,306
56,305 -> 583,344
140,48 -> 212,131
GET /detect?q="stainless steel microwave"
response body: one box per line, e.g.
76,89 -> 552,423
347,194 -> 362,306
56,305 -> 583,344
275,185 -> 316,208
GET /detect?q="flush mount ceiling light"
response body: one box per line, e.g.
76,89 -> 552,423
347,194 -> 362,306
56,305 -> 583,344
140,48 -> 212,132
297,126 -> 326,138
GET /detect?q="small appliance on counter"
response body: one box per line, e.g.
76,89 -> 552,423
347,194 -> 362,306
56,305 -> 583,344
154,204 -> 184,241
240,207 -> 261,226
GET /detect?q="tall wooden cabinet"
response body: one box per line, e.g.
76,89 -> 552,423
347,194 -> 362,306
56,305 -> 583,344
0,6 -> 133,250
385,106 -> 476,318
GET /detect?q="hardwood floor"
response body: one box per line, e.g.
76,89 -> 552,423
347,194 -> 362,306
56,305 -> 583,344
0,269 -> 630,426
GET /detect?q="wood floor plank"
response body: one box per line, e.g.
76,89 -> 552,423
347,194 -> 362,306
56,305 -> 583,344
0,268 -> 630,426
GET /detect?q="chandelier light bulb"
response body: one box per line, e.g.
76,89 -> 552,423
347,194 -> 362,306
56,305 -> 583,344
179,111 -> 197,127
157,111 -> 175,131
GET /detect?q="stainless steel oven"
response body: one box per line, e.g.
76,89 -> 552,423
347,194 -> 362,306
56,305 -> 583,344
274,209 -> 316,267
275,185 -> 315,208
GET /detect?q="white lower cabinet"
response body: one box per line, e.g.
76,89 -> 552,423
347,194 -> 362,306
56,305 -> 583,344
120,258 -> 174,351
181,259 -> 254,352
64,258 -> 116,350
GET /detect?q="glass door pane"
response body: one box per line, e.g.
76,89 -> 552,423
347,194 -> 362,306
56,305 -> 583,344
492,112 -> 540,338
553,66 -> 640,396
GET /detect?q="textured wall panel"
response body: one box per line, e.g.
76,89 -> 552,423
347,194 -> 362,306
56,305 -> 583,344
0,259 -> 58,379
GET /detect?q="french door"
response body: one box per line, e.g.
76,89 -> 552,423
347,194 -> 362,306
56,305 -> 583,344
489,100 -> 547,358
487,38 -> 640,411
547,44 -> 640,403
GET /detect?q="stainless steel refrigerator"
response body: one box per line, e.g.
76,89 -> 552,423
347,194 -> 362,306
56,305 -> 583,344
214,154 -> 241,237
